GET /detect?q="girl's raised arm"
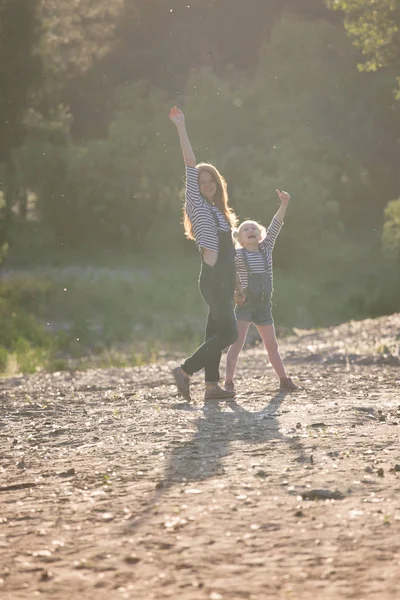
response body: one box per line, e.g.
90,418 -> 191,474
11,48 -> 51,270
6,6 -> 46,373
261,189 -> 290,253
274,189 -> 290,222
169,107 -> 196,167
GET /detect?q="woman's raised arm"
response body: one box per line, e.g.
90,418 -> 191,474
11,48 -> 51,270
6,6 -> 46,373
169,107 -> 196,167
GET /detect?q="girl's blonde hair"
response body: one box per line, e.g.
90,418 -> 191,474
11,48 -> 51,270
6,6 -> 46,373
232,220 -> 266,248
184,162 -> 238,240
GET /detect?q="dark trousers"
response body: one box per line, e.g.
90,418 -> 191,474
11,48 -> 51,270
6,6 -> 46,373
182,261 -> 238,382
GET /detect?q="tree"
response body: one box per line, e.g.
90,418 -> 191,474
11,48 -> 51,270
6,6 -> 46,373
326,0 -> 400,91
12,83 -> 180,251
0,0 -> 42,162
234,14 -> 383,257
382,198 -> 400,260
38,0 -> 124,82
0,0 -> 42,255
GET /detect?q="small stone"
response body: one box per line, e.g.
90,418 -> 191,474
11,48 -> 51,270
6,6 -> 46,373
102,513 -> 114,521
57,468 -> 76,478
32,550 -> 52,558
302,489 -> 345,501
125,554 -> 140,565
255,470 -> 268,479
377,468 -> 384,477
40,570 -> 53,581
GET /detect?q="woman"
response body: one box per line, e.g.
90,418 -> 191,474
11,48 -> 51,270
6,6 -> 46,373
169,106 -> 238,401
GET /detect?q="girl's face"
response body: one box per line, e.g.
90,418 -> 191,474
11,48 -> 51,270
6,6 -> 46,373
238,222 -> 262,247
199,170 -> 217,201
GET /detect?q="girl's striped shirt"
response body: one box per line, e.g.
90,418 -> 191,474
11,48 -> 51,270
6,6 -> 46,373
235,216 -> 283,291
185,166 -> 230,251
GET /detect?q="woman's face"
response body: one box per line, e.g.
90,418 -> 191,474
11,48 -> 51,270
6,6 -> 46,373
198,170 -> 217,201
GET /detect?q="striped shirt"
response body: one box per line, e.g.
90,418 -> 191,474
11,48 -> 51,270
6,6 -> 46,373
185,166 -> 231,251
235,216 -> 283,291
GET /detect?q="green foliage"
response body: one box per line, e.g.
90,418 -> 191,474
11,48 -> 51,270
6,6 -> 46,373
58,82 -> 179,250
0,0 -> 42,160
0,254 -> 205,373
6,10 -> 400,265
326,0 -> 400,89
382,198 -> 400,260
11,84 -> 180,251
0,241 -> 8,265
181,16 -> 382,266
39,0 -> 124,83
11,105 -> 72,227
0,0 -> 43,255
0,281 -> 54,374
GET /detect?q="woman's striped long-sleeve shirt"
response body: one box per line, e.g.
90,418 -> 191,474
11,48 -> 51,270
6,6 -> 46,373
235,216 -> 283,291
185,166 -> 231,251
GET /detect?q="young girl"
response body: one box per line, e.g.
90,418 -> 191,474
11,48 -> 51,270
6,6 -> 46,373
224,189 -> 298,393
169,106 -> 239,401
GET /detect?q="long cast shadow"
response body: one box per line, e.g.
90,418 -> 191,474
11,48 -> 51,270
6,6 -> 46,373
163,391 -> 305,484
125,390 -> 306,531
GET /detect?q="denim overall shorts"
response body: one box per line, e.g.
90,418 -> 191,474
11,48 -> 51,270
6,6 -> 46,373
235,248 -> 274,326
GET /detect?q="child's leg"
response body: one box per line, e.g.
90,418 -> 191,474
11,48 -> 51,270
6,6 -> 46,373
225,320 -> 251,383
256,323 -> 287,379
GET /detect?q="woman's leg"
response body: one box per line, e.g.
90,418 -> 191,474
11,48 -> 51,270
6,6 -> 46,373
183,310 -> 238,382
182,277 -> 238,383
202,310 -> 222,383
256,323 -> 287,379
225,320 -> 251,384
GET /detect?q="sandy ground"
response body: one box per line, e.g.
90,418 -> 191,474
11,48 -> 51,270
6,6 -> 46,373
1,314 -> 400,600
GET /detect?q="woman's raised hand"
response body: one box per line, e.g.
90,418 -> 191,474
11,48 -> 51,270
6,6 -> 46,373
170,106 -> 196,166
169,106 -> 185,126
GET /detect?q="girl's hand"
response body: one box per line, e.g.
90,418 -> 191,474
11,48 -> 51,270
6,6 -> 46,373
276,189 -> 290,205
169,106 -> 185,126
234,289 -> 246,306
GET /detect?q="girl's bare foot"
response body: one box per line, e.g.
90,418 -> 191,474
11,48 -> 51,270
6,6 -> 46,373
224,381 -> 235,393
279,377 -> 299,392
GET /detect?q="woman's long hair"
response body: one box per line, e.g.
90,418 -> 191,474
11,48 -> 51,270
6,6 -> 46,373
183,162 -> 238,240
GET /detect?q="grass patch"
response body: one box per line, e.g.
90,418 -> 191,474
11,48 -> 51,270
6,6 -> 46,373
0,253 -> 205,374
0,250 -> 399,374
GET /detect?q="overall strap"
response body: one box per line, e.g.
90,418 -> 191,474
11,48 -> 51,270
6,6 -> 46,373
242,247 -> 268,273
209,206 -> 221,229
206,200 -> 230,230
260,247 -> 269,272
242,248 -> 251,272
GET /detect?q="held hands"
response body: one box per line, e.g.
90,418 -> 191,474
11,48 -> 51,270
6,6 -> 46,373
276,189 -> 291,206
169,106 -> 185,126
234,289 -> 246,307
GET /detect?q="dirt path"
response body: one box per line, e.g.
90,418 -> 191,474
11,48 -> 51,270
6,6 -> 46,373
1,315 -> 400,600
